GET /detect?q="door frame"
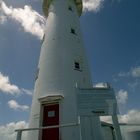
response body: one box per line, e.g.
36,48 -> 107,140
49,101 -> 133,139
39,102 -> 60,140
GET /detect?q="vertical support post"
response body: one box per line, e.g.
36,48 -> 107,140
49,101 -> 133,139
78,116 -> 82,140
16,130 -> 22,140
112,115 -> 122,140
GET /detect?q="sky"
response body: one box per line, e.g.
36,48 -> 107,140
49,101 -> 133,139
0,0 -> 140,139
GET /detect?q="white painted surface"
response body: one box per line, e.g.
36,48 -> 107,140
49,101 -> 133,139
26,0 -> 122,139
27,0 -> 100,140
80,116 -> 104,140
102,126 -> 114,140
124,131 -> 140,140
76,88 -> 117,116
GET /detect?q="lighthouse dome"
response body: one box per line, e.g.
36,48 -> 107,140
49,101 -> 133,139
42,0 -> 82,17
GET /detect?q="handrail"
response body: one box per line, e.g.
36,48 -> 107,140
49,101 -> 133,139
16,122 -> 140,140
15,122 -> 80,140
15,122 -> 80,132
119,123 -> 140,126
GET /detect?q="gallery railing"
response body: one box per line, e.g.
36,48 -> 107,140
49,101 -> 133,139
15,122 -> 80,140
15,123 -> 140,140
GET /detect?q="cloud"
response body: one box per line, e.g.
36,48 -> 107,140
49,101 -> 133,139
116,89 -> 128,104
118,66 -> 140,78
0,72 -> 20,95
0,14 -> 7,24
101,89 -> 128,123
101,109 -> 140,124
116,66 -> 140,92
0,1 -> 45,39
83,0 -> 104,12
118,71 -> 129,77
131,66 -> 140,78
100,116 -> 112,123
0,72 -> 33,96
21,88 -> 33,96
8,100 -> 29,111
119,109 -> 140,124
0,0 -> 105,39
0,121 -> 28,140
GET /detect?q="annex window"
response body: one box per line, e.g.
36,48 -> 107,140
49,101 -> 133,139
71,28 -> 76,35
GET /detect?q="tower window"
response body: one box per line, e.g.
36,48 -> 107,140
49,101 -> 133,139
75,62 -> 80,69
71,28 -> 76,35
68,6 -> 73,11
74,58 -> 83,71
74,61 -> 82,71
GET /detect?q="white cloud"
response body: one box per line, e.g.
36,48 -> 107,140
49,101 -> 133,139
128,79 -> 139,90
83,0 -> 104,12
0,0 -> 104,39
118,71 -> 129,77
0,1 -> 45,39
131,66 -> 140,78
8,100 -> 29,111
119,109 -> 140,124
101,109 -> 140,124
0,121 -> 28,140
0,14 -> 7,24
21,88 -> 33,96
101,89 -> 128,124
117,67 -> 140,91
0,72 -> 33,96
0,72 -> 20,95
100,116 -> 112,123
116,89 -> 128,104
118,66 -> 140,78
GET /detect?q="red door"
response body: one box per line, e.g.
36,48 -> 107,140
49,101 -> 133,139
42,104 -> 59,140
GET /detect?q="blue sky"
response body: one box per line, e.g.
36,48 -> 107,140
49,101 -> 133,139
0,0 -> 140,139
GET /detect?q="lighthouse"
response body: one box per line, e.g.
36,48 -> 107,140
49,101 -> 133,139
24,0 -> 122,140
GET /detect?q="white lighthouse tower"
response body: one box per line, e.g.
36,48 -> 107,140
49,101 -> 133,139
24,0 -> 122,140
